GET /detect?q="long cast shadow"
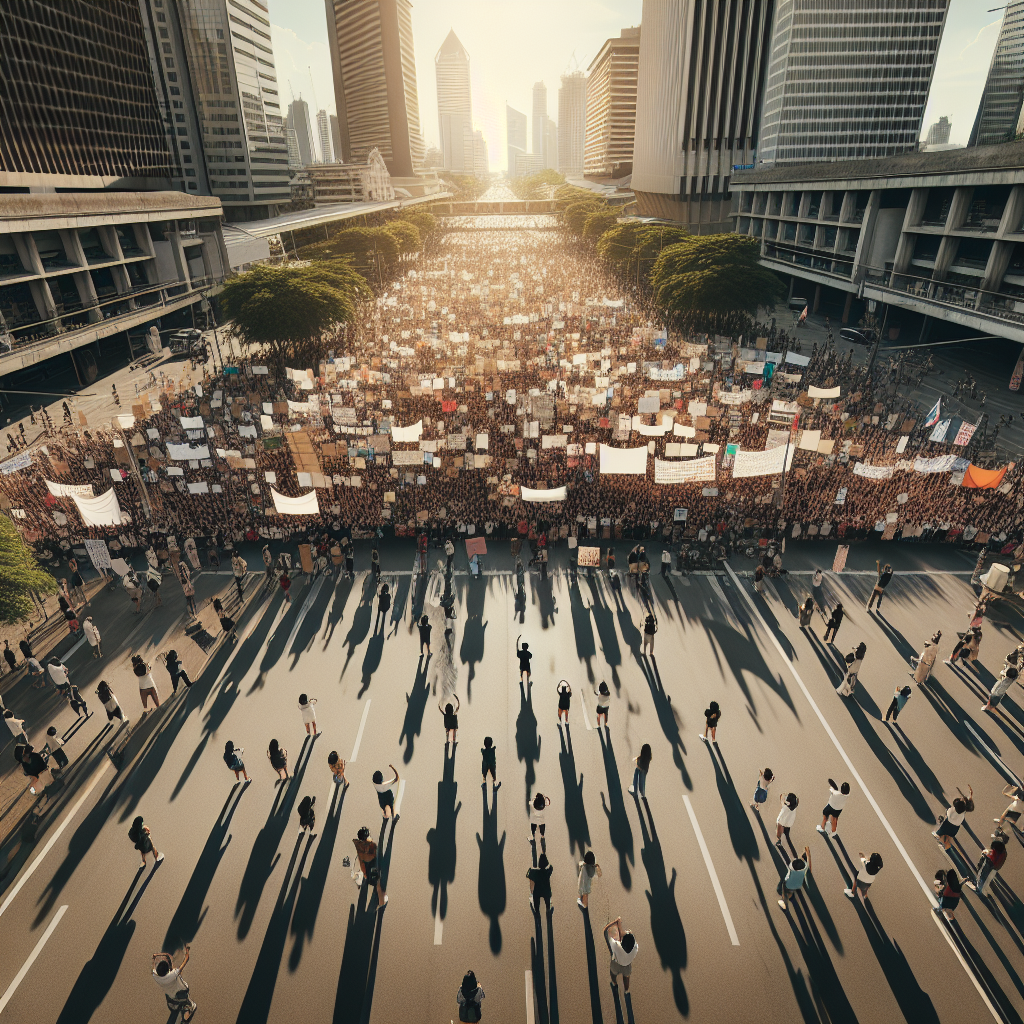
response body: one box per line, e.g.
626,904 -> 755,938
516,679 -> 541,809
598,727 -> 634,889
399,658 -> 430,763
558,724 -> 591,858
477,781 -> 506,954
358,632 -> 385,697
427,743 -> 461,921
581,910 -> 604,1024
707,743 -> 759,861
340,577 -> 375,676
459,577 -> 488,699
568,575 -> 597,681
586,575 -> 623,691
530,904 -> 552,1024
639,657 -> 693,790
287,575 -> 336,668
321,574 -> 355,648
332,876 -> 376,1023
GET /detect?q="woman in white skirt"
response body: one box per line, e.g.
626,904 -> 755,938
298,693 -> 318,736
837,642 -> 866,697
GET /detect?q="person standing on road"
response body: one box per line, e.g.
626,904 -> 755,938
47,657 -> 71,698
642,612 -> 657,658
4,709 -> 28,745
966,838 -> 1007,895
885,685 -> 913,722
481,737 -> 498,790
145,566 -> 163,610
981,665 -> 1017,713
298,694 -> 318,736
26,656 -> 45,688
823,602 -> 844,644
441,696 -> 460,745
935,869 -> 962,920
445,538 -> 455,571
837,642 -> 866,696
68,684 -> 88,718
297,795 -> 316,838
279,570 -> 292,604
371,547 -> 381,581
68,560 -> 87,607
910,633 -> 941,683
163,650 -> 191,694
212,597 -> 237,644
994,783 -> 1023,829
133,655 -> 161,710
223,741 -> 249,782
328,751 -> 347,787
128,815 -> 164,868
530,792 -> 551,843
18,638 -> 33,662
83,616 -> 102,658
776,792 -> 798,846
343,538 -> 354,579
262,545 -> 274,588
267,739 -> 288,779
817,780 -> 850,837
96,681 -> 128,728
867,561 -> 893,610
933,786 -> 974,850
628,744 -> 652,801
577,850 -> 602,910
374,583 -> 390,633
231,552 -> 247,603
844,852 -> 883,903
594,682 -> 611,730
751,767 -> 774,812
455,971 -> 484,1022
3,640 -> 16,674
798,597 -> 815,628
373,764 -> 400,823
661,547 -> 671,577
527,853 -> 553,914
754,564 -> 766,594
556,680 -> 571,725
516,636 -> 532,684
700,701 -> 721,743
353,825 -> 387,907
777,847 -> 812,912
604,917 -> 638,992
152,948 -> 196,1022
418,615 -> 432,658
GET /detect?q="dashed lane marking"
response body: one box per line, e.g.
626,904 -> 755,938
0,905 -> 68,1014
524,971 -> 535,1024
578,689 -> 593,731
683,795 -> 739,945
349,700 -> 371,763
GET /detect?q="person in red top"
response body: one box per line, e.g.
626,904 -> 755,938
966,839 -> 1007,895
279,571 -> 292,604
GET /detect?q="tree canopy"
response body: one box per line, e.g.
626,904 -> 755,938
0,516 -> 56,626
509,169 -> 564,200
651,234 -> 784,326
564,199 -> 606,235
220,260 -> 369,368
583,210 -> 619,239
443,174 -> 490,202
396,210 -> 438,238
596,222 -> 690,281
553,183 -> 598,210
382,219 -> 421,257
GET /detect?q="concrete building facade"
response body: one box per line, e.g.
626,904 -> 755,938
969,0 -> 1024,148
325,0 -> 425,178
730,142 -> 1024,345
584,27 -> 641,180
305,148 -> 394,203
532,82 -> 548,168
757,0 -> 949,167
506,104 -> 528,179
288,98 -> 315,167
557,72 -> 587,177
316,108 -> 334,163
631,0 -> 774,229
435,29 -> 473,172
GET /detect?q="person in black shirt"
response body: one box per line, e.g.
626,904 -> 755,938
481,736 -> 499,789
527,853 -> 553,913
516,636 -> 532,683
374,584 -> 391,634
418,615 -> 432,658
867,561 -> 893,611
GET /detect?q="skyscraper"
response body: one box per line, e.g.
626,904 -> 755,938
544,119 -> 558,173
631,0 -> 773,227
325,0 -> 425,178
0,0 -> 177,187
176,0 -> 291,220
288,98 -> 315,166
924,116 -> 952,148
758,0 -> 949,166
969,0 -> 1024,147
532,82 -> 548,164
584,27 -> 640,180
557,72 -> 587,177
506,104 -> 528,177
435,29 -> 473,171
330,114 -> 343,163
316,108 -> 333,163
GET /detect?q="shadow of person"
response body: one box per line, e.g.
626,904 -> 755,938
581,907 -> 605,1024
598,728 -> 634,889
705,742 -> 759,862
516,679 -> 541,809
427,744 -> 461,921
477,781 -> 506,953
332,872 -> 375,1024
558,723 -> 591,858
459,579 -> 488,698
399,659 -> 430,764
635,804 -> 689,1016
358,632 -> 385,698
587,575 -> 623,691
532,574 -> 558,630
321,574 -> 354,649
639,657 -> 692,790
340,577 -> 375,676
568,575 -> 597,681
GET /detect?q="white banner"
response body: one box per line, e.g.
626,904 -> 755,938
853,462 -> 894,480
599,444 -> 649,476
732,445 -> 795,478
179,416 -> 205,430
784,352 -> 810,366
673,423 -> 696,438
187,482 -> 210,494
391,420 -> 423,443
166,442 -> 211,461
632,414 -> 674,437
83,538 -> 112,569
798,429 -> 821,451
476,433 -> 489,450
718,390 -> 752,406
391,450 -> 425,466
287,399 -> 318,415
914,455 -> 957,474
655,456 -> 716,483
71,488 -> 122,526
541,434 -> 568,448
521,485 -> 568,502
271,488 -> 320,515
45,480 -> 94,498
808,385 -> 841,399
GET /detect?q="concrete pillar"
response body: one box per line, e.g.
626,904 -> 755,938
812,284 -> 821,314
73,270 -> 101,323
842,291 -> 853,324
787,276 -> 795,301
13,232 -> 45,278
98,225 -> 123,261
28,278 -> 57,321
59,228 -> 87,268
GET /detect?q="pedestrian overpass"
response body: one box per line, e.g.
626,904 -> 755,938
432,200 -> 558,216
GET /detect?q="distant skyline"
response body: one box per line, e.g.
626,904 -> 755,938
269,0 -> 1000,173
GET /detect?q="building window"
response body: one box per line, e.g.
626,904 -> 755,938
157,11 -> 165,20
185,169 -> 196,176
165,58 -> 174,68
159,28 -> 169,39
175,114 -> 184,122
188,182 -> 197,190
170,86 -> 180,95
183,155 -> 192,163
177,128 -> 187,136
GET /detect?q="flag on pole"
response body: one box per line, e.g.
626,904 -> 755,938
923,396 -> 942,428
798,306 -> 808,323
953,418 -> 979,446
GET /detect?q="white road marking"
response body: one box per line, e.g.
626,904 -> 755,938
64,636 -> 88,658
725,563 -> 1003,1022
434,901 -> 444,945
682,796 -> 739,945
0,904 -> 68,1014
965,720 -> 1023,787
0,761 -> 109,919
394,778 -> 406,816
284,576 -> 325,651
524,971 -> 535,1024
349,700 -> 371,763
578,689 -> 593,731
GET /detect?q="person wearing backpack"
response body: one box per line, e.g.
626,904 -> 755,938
456,970 -> 485,1021
642,612 -> 657,658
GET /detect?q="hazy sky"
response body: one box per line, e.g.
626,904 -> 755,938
270,0 -> 1001,171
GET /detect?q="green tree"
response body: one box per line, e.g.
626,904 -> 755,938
397,210 -> 438,238
509,169 -> 564,200
583,210 -> 619,239
553,183 -> 597,209
324,227 -> 400,284
0,516 -> 57,625
564,199 -> 606,235
443,174 -> 490,201
382,219 -> 421,256
597,222 -> 689,280
220,260 -> 369,368
651,234 -> 784,325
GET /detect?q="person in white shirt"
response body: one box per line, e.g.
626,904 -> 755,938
817,779 -> 850,837
372,764 -> 400,822
604,916 -> 639,991
844,851 -> 883,903
152,947 -> 195,1019
4,709 -> 28,745
83,616 -> 102,658
932,786 -> 974,851
776,792 -> 798,847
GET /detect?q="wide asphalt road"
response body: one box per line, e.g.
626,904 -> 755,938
0,548 -> 1022,1024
